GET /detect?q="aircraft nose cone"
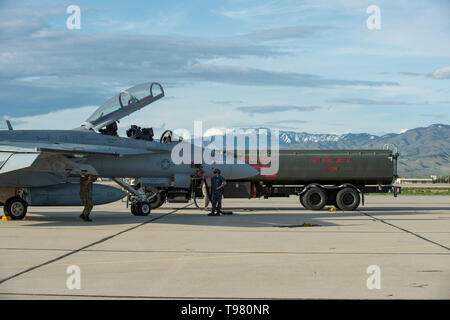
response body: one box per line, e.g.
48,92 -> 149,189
230,163 -> 259,180
201,153 -> 258,180
208,161 -> 258,180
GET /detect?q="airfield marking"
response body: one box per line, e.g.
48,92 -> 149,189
0,243 -> 437,270
0,292 -> 280,299
0,204 -> 191,285
358,210 -> 450,251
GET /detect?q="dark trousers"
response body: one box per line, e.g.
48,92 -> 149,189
211,192 -> 222,212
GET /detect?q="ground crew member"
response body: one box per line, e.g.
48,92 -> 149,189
209,168 -> 226,216
201,174 -> 212,211
80,174 -> 98,222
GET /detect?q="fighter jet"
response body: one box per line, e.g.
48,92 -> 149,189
0,82 -> 258,220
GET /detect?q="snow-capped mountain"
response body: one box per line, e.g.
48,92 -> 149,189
278,131 -> 378,148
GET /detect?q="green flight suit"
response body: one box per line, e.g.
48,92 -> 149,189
80,176 -> 93,217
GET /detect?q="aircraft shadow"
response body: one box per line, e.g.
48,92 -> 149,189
18,201 -> 449,228
23,209 -> 352,228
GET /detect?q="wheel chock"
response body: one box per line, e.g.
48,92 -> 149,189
329,207 -> 336,212
2,216 -> 11,221
25,216 -> 31,221
302,223 -> 318,227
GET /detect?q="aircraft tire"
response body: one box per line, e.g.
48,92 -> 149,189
5,197 -> 28,220
131,202 -> 151,216
131,204 -> 138,215
146,187 -> 166,209
3,205 -> 11,216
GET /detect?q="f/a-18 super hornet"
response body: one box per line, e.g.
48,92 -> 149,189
0,82 -> 258,220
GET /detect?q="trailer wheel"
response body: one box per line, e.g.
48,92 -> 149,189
4,197 -> 28,220
336,187 -> 360,211
303,187 -> 327,210
299,194 -> 306,208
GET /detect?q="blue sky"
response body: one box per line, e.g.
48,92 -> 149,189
0,0 -> 449,135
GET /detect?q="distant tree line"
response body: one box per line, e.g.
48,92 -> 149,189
436,174 -> 450,183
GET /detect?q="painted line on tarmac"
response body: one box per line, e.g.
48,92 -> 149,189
0,204 -> 191,285
1,245 -> 445,256
0,244 -> 440,270
0,292 -> 279,299
359,210 -> 449,251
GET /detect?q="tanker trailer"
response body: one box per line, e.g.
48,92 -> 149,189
218,149 -> 400,211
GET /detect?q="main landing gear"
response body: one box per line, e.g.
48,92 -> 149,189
3,196 -> 28,220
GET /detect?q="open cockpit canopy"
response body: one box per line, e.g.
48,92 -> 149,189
82,82 -> 164,131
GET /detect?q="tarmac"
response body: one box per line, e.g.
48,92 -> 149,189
0,195 -> 448,299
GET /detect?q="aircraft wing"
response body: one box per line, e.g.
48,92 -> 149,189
0,147 -> 84,187
0,141 -> 169,187
0,142 -> 165,157
0,152 -> 40,174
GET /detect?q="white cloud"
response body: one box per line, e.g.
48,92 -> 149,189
211,1 -> 320,20
430,67 -> 450,80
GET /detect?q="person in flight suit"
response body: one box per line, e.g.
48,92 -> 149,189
80,174 -> 98,222
208,168 -> 227,216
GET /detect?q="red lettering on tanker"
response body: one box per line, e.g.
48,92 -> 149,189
312,157 -> 350,164
312,157 -> 350,171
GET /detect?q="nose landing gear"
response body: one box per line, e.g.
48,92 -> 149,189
131,201 -> 151,216
112,178 -> 163,216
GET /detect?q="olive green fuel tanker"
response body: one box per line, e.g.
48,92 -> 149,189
237,149 -> 397,186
